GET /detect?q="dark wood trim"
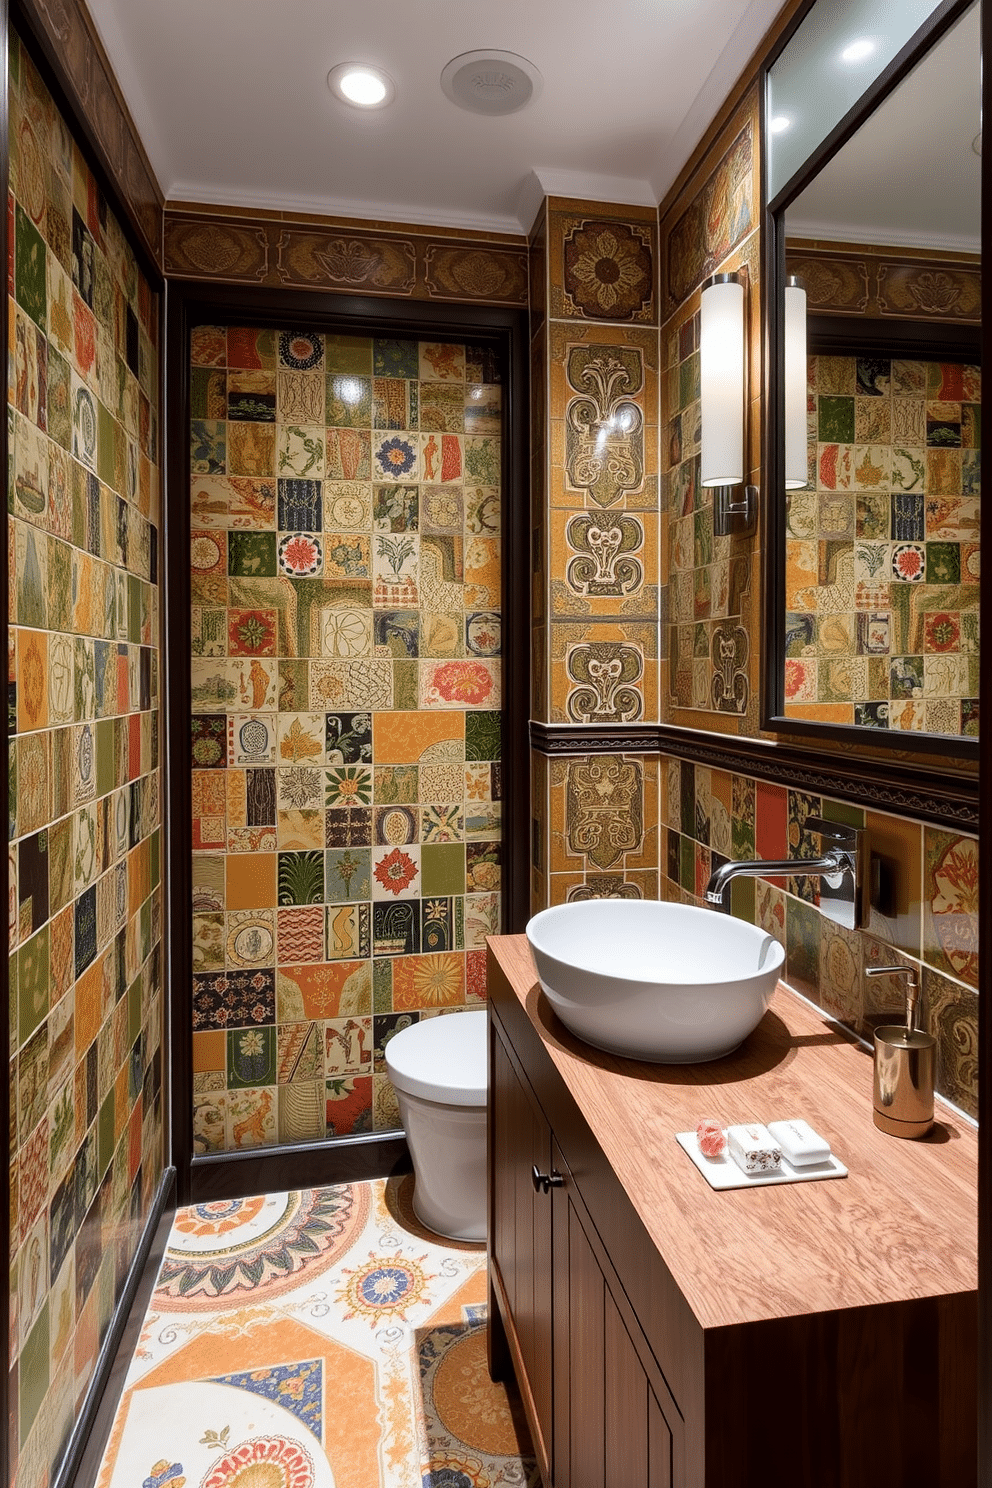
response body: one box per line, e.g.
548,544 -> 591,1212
529,722 -> 661,755
761,0 -> 981,761
50,1168 -> 176,1488
978,1 -> 991,1477
766,0 -> 976,216
12,0 -> 163,273
167,281 -> 530,1205
190,1135 -> 411,1204
807,314 -> 982,361
0,3 -> 10,1480
529,721 -> 978,833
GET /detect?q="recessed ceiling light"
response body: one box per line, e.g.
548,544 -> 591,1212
769,115 -> 791,134
440,50 -> 543,116
841,38 -> 875,63
327,62 -> 394,109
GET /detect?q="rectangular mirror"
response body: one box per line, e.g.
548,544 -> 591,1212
763,0 -> 980,756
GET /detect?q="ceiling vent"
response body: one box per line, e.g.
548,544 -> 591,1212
440,50 -> 542,116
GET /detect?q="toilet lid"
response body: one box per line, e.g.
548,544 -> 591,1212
384,1010 -> 488,1106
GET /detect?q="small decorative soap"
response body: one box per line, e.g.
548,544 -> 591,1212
695,1118 -> 726,1159
766,1118 -> 831,1168
727,1122 -> 782,1175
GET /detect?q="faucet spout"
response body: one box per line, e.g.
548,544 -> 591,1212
704,851 -> 846,912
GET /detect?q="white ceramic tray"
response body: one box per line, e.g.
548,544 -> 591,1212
675,1131 -> 848,1190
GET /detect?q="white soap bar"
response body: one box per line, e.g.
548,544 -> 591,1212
766,1118 -> 831,1168
727,1122 -> 781,1175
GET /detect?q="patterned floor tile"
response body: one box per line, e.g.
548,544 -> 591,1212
97,1179 -> 537,1488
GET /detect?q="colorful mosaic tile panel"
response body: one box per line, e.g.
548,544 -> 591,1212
660,757 -> 978,1118
190,331 -> 502,1149
783,355 -> 980,734
8,30 -> 165,1488
95,1180 -> 538,1488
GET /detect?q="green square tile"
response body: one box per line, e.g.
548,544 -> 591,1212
325,848 -> 371,903
229,530 -> 277,577
47,348 -> 72,450
821,799 -> 865,829
278,850 -> 325,904
465,711 -> 499,762
927,542 -> 960,584
422,843 -> 465,896
98,1087 -> 116,1177
15,204 -> 46,329
128,976 -> 142,1043
127,574 -> 141,643
18,1302 -> 49,1443
18,924 -> 50,1047
373,959 -> 393,1012
326,335 -> 372,374
96,718 -> 115,798
326,374 -> 373,427
679,835 -> 694,893
47,538 -> 73,633
817,395 -> 854,443
729,875 -> 755,923
98,400 -> 116,485
227,1025 -> 277,1087
393,659 -> 418,710
786,896 -> 822,998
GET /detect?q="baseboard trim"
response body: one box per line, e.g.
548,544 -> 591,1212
189,1132 -> 412,1202
52,1166 -> 177,1488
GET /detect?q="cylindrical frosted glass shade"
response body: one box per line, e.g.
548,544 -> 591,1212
700,277 -> 745,488
784,280 -> 808,490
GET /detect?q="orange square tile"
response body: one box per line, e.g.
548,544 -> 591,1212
392,952 -> 465,1011
74,959 -> 104,1054
374,711 -> 464,764
16,628 -> 49,732
276,961 -> 372,1020
226,852 -> 276,909
193,1030 -> 227,1074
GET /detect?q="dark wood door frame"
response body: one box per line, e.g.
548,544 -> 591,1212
165,280 -> 530,1206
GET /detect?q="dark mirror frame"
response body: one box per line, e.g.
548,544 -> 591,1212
761,0 -> 980,764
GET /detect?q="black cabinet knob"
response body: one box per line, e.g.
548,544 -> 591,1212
531,1165 -> 564,1194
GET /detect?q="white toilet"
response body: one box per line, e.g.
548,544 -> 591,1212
385,1010 -> 488,1242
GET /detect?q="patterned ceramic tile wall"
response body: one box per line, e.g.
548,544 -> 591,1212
529,197 -> 661,913
660,756 -> 978,1117
784,354 -> 980,734
660,92 -> 761,727
189,328 -> 502,1150
7,31 -> 164,1488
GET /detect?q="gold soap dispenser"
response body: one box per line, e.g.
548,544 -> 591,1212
866,965 -> 934,1139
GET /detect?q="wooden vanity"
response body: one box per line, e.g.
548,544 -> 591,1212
486,935 -> 978,1488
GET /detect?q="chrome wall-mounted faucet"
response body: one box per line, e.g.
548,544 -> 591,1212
704,816 -> 870,931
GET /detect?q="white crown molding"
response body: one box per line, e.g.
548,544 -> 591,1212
165,182 -> 527,240
786,218 -> 982,257
651,0 -> 782,207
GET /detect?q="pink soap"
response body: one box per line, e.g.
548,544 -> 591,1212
696,1118 -> 726,1159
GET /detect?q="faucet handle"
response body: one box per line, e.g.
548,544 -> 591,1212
866,964 -> 917,984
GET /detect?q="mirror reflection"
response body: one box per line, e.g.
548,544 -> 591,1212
778,2 -> 980,738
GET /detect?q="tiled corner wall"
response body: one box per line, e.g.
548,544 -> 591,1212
8,31 -> 164,1488
785,353 -> 980,733
188,327 -> 503,1151
658,756 -> 978,1116
529,197 -> 662,909
660,89 -> 762,729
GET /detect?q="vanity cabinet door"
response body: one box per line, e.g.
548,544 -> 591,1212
490,1027 -> 555,1466
552,1143 -> 678,1488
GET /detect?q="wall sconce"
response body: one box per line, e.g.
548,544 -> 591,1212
700,271 -> 757,537
784,274 -> 809,490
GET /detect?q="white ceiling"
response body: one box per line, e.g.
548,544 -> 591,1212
786,3 -> 981,253
83,0 -> 786,234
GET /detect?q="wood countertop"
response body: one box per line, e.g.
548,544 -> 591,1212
488,933 -> 978,1333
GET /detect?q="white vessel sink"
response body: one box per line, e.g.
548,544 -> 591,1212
526,900 -> 785,1064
